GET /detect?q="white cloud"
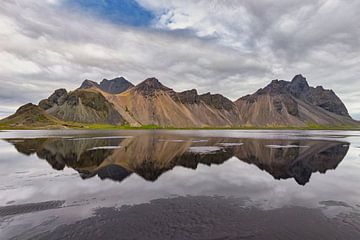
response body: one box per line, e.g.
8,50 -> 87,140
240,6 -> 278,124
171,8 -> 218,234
0,52 -> 42,75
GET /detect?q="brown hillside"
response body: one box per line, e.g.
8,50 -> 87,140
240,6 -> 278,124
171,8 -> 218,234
104,78 -> 241,127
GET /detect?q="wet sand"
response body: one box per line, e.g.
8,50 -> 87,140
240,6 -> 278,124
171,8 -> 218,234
0,201 -> 65,217
23,196 -> 360,240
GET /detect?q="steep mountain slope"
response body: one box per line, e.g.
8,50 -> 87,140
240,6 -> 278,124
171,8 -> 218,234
0,103 -> 66,128
104,78 -> 241,127
39,88 -> 125,124
235,75 -> 357,127
79,77 -> 133,94
2,74 -> 358,129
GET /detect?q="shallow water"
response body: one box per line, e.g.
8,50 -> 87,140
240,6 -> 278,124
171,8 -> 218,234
0,130 -> 360,239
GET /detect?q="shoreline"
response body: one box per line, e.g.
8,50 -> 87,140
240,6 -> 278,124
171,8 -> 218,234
1,124 -> 360,131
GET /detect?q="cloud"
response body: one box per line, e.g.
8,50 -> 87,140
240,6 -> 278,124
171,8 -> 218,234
0,0 -> 360,119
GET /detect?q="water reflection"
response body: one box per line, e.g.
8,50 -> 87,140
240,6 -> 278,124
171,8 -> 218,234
5,134 -> 350,186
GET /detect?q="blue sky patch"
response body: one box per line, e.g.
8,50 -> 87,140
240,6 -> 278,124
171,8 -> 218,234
65,0 -> 155,27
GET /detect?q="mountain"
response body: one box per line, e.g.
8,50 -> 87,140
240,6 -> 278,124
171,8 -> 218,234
104,77 -> 241,127
235,75 -> 357,127
0,103 -> 66,128
39,88 -> 125,125
79,77 -> 133,94
2,74 -> 358,128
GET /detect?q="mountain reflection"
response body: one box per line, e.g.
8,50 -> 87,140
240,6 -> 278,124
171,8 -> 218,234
6,134 -> 350,185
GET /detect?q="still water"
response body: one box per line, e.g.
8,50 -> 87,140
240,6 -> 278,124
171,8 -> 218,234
0,130 -> 360,239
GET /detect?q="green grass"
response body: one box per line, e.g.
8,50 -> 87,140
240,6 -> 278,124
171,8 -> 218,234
1,122 -> 360,131
69,123 -> 360,131
79,124 -> 161,130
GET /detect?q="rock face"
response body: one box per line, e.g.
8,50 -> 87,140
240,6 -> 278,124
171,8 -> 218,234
235,74 -> 356,127
80,77 -> 134,94
105,77 -> 241,127
39,88 -> 68,110
39,89 -> 125,124
199,93 -> 236,111
173,89 -> 200,104
289,75 -> 349,116
133,77 -> 173,96
79,79 -> 98,89
4,74 -> 358,128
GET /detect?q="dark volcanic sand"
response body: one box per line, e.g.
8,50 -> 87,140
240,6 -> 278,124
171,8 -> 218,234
23,196 -> 360,240
0,201 -> 65,217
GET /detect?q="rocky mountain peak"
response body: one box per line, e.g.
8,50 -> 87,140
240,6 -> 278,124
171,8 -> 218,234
80,79 -> 98,89
258,79 -> 289,95
291,74 -> 308,84
236,74 -> 352,120
134,78 -> 172,95
100,77 -> 127,85
39,88 -> 68,110
199,92 -> 235,111
99,77 -> 134,94
79,77 -> 134,94
16,103 -> 40,114
173,89 -> 200,104
139,77 -> 164,87
259,75 -> 310,96
289,74 -> 310,97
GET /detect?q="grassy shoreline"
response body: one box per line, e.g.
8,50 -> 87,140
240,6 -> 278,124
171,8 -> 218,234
1,123 -> 360,131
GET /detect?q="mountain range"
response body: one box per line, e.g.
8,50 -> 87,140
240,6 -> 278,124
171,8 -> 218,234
1,74 -> 358,128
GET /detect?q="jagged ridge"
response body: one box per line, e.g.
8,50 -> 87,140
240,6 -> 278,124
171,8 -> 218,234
1,74 -> 358,128
79,77 -> 134,94
39,88 -> 126,125
235,74 -> 355,127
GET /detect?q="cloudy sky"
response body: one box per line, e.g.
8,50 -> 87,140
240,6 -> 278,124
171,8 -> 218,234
1,0 -> 360,119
